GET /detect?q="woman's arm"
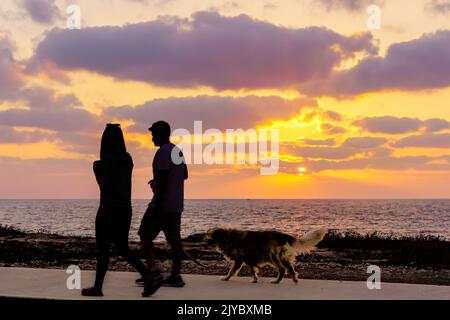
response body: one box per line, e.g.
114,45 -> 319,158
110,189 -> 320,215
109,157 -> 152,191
93,160 -> 103,187
93,156 -> 113,189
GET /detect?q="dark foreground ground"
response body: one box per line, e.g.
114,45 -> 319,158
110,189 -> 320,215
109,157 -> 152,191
0,225 -> 449,285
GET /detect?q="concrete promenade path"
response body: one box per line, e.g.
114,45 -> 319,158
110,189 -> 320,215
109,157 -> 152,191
0,267 -> 448,300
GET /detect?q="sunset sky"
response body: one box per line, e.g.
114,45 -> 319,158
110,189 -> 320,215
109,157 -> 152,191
1,0 -> 450,199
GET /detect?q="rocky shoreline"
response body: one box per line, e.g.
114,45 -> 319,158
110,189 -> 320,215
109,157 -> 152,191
0,226 -> 449,286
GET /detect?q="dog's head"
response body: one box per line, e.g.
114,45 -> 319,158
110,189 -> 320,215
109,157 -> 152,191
204,227 -> 229,246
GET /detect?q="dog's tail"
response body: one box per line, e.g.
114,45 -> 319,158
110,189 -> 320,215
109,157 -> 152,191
294,228 -> 327,254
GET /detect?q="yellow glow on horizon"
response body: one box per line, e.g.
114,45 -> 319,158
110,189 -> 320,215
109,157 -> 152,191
0,141 -> 87,160
297,166 -> 307,175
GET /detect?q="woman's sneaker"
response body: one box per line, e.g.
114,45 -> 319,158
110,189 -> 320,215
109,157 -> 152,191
162,274 -> 185,287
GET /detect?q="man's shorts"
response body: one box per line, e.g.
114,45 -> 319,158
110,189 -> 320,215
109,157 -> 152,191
138,206 -> 182,243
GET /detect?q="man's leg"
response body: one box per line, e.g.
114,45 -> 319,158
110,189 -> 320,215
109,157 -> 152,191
141,239 -> 157,271
163,212 -> 184,286
139,207 -> 162,272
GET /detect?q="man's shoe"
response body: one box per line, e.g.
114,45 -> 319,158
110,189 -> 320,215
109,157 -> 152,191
81,287 -> 103,297
162,274 -> 185,287
135,277 -> 144,284
142,272 -> 164,297
136,271 -> 160,285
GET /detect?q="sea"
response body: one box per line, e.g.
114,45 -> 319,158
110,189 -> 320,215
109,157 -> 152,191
0,199 -> 449,241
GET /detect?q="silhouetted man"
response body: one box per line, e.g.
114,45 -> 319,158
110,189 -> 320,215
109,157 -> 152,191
138,121 -> 188,287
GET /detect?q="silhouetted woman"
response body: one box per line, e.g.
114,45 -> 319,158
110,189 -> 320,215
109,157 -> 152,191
82,124 -> 162,297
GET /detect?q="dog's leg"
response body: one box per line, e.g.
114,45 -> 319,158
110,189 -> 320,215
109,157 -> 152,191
271,263 -> 286,284
281,260 -> 298,284
221,260 -> 243,281
271,267 -> 286,284
249,265 -> 259,283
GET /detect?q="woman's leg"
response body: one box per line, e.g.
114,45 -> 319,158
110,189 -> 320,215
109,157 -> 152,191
94,232 -> 112,289
82,206 -> 111,296
112,206 -> 150,277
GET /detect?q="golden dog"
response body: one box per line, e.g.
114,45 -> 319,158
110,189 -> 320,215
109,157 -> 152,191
204,227 -> 327,284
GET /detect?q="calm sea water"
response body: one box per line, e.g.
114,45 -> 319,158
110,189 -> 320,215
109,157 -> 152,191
0,199 -> 449,241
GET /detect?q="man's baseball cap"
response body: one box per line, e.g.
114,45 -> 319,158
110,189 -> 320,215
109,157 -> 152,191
148,121 -> 171,134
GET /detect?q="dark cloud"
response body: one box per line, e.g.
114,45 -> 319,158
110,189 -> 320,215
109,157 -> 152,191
423,118 -> 450,132
21,0 -> 62,25
425,0 -> 450,15
30,11 -> 376,90
0,36 -> 23,99
353,116 -> 422,134
105,95 -> 315,132
281,143 -> 358,159
395,133 -> 450,148
0,107 -> 98,132
0,126 -> 54,143
300,30 -> 450,96
280,154 -> 450,174
127,0 -> 176,6
263,3 -> 277,10
341,136 -> 387,148
313,0 -> 381,12
320,122 -> 346,135
17,86 -> 80,110
282,136 -> 388,161
322,110 -> 343,122
55,131 -> 102,156
302,138 -> 336,146
353,116 -> 450,134
0,35 -> 100,146
0,87 -> 98,132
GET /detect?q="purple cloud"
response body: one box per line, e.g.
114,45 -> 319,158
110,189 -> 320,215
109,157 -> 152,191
105,95 -> 315,131
30,11 -> 376,90
313,0 -> 382,12
21,0 -> 62,25
426,0 -> 450,14
302,138 -> 336,146
322,110 -> 343,122
280,154 -> 450,174
0,36 -> 23,99
423,118 -> 450,132
353,116 -> 422,134
341,136 -> 387,148
0,87 -> 98,132
353,116 -> 450,134
395,133 -> 450,148
0,126 -> 53,143
301,30 -> 450,96
281,143 -> 358,159
320,122 -> 346,134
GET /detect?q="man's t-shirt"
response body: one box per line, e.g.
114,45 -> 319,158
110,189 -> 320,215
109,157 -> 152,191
149,143 -> 187,212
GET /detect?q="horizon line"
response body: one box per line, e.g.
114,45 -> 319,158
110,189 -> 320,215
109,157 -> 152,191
1,198 -> 450,201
